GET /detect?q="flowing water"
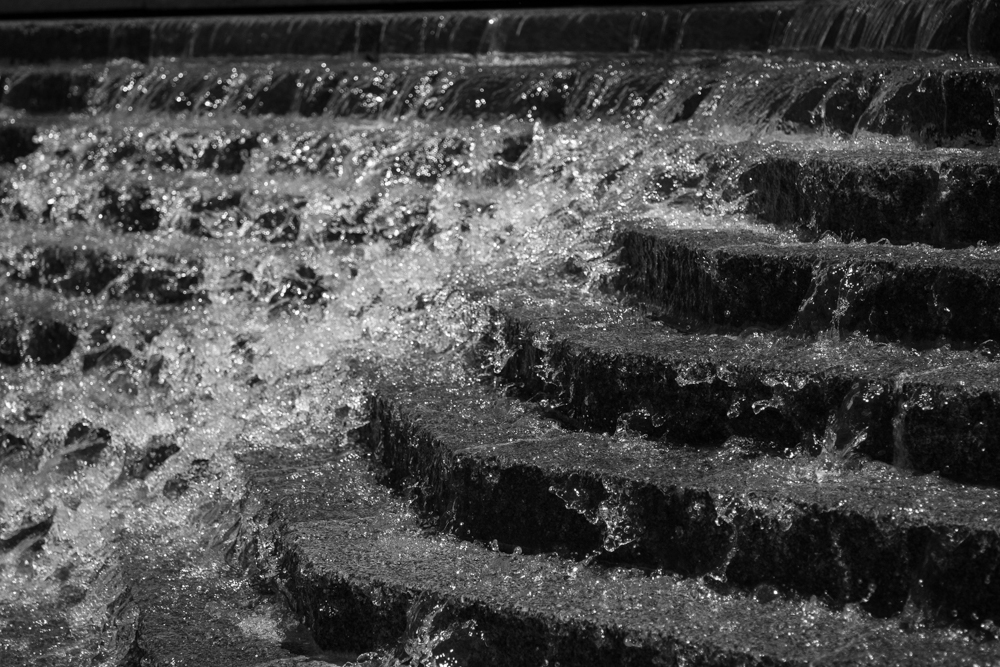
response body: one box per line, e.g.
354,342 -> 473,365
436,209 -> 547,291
3,3 -> 1000,665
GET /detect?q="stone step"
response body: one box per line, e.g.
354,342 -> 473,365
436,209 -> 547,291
612,221 -> 1000,347
737,146 -> 1000,247
488,289 -> 1000,485
236,426 -> 1000,664
368,379 -> 1000,623
0,6 -> 791,64
3,57 -> 999,145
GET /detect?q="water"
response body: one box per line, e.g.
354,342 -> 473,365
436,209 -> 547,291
4,6 -> 1000,661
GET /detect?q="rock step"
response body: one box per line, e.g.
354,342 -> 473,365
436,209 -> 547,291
238,433 -> 1000,664
488,289 -> 1000,485
368,380 -> 1000,622
259,502 -> 1000,665
0,6 -> 790,64
737,147 -> 1000,247
613,222 -> 1000,347
2,57 -> 999,144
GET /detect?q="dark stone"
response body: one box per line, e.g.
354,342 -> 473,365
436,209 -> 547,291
0,318 -> 23,365
0,316 -> 77,366
113,259 -> 204,304
123,436 -> 180,480
82,345 -> 133,372
98,183 -> 160,233
0,513 -> 53,553
0,125 -> 38,163
5,245 -> 124,296
0,430 -> 27,462
62,421 -> 111,466
484,134 -> 532,185
23,319 -> 77,365
162,475 -> 189,500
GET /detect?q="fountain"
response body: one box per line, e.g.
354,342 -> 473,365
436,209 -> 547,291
3,1 -> 1000,665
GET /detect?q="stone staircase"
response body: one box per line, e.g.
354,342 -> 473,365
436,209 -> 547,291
5,2 -> 1000,666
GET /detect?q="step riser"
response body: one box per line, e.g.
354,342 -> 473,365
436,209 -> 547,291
614,228 -> 1000,346
741,157 -> 1000,246
3,61 -> 998,147
0,7 -> 791,64
369,391 -> 1000,621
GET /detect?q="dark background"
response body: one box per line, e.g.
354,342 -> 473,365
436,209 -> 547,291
0,0 -> 753,19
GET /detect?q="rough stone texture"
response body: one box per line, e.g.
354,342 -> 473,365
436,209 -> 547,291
264,513 -> 1000,665
230,439 -> 1000,665
369,381 -> 1000,621
489,289 -> 1000,485
739,150 -> 1000,246
0,241 -> 204,303
613,222 -> 1000,346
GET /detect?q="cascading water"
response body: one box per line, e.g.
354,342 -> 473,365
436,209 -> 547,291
5,1 -> 1000,665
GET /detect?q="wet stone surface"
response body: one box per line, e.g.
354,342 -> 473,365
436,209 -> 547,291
5,24 -> 1000,667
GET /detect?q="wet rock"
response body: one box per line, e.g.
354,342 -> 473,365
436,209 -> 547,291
162,475 -> 190,500
122,435 -> 180,480
0,316 -> 77,366
82,345 -> 133,372
483,134 -> 532,185
98,183 -> 160,233
5,245 -> 123,296
0,429 -> 28,464
23,319 -> 77,365
866,70 -> 1000,146
248,198 -> 305,243
267,265 -> 326,311
198,132 -> 260,174
489,288 -> 1000,485
178,190 -> 245,238
0,512 -> 53,553
111,258 -> 204,304
613,224 -> 1000,347
738,150 -> 1000,247
369,380 -> 1000,622
61,421 -> 111,466
0,125 -> 39,164
261,490 -> 1000,666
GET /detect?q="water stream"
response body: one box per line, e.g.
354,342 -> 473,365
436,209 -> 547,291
3,2 -> 1000,664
